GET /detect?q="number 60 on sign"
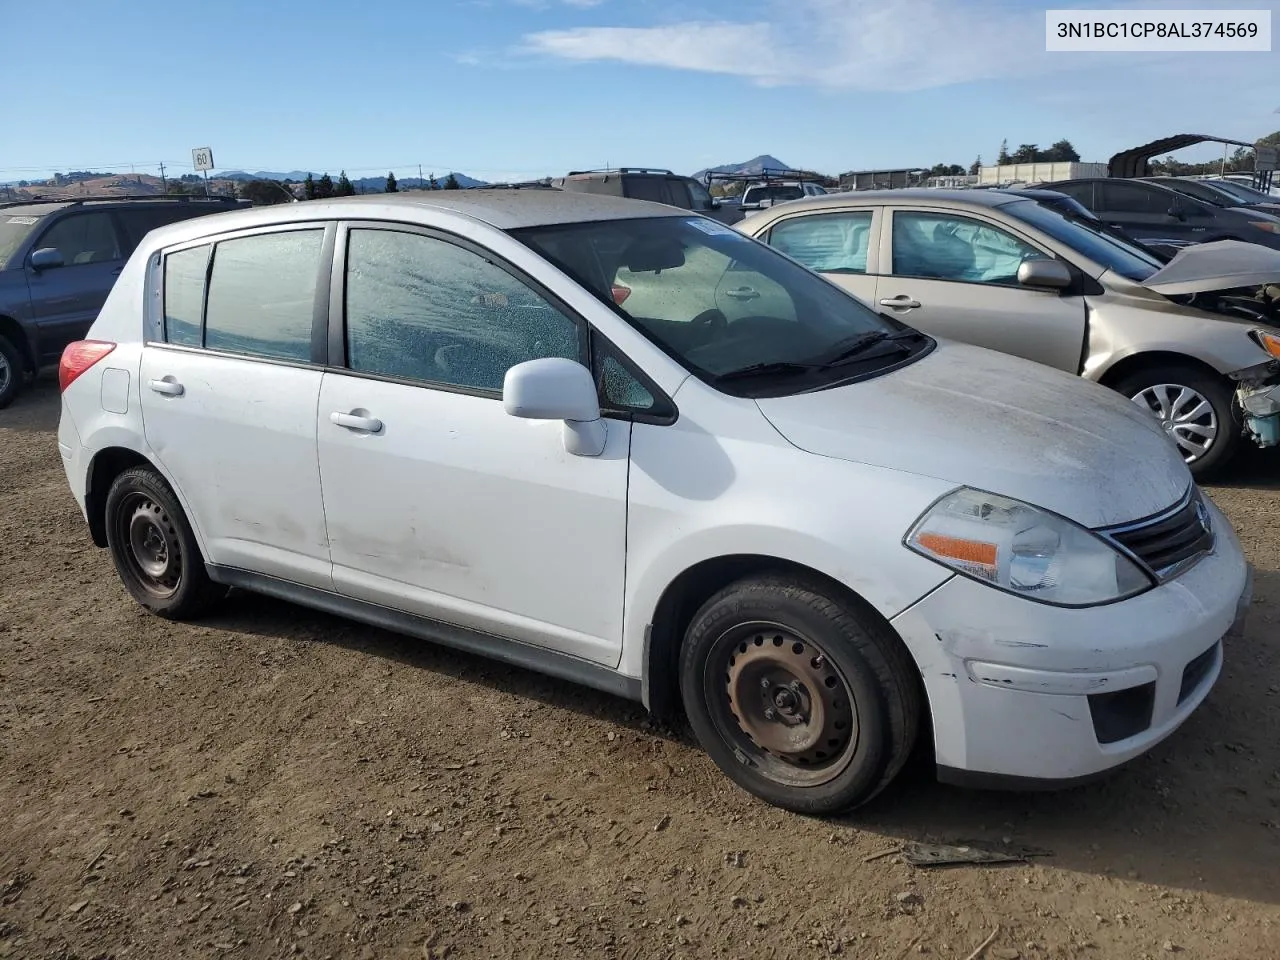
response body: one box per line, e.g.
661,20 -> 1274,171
191,147 -> 215,172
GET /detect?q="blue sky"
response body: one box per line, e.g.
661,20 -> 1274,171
4,0 -> 1278,183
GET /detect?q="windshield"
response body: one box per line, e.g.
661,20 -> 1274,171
744,185 -> 804,204
1152,179 -> 1233,206
1207,179 -> 1275,204
1002,198 -> 1163,282
512,216 -> 930,396
0,213 -> 42,268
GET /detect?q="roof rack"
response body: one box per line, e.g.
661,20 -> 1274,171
469,178 -> 559,190
703,167 -> 830,186
565,167 -> 676,177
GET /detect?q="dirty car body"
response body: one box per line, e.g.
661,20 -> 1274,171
55,191 -> 1250,813
739,189 -> 1280,478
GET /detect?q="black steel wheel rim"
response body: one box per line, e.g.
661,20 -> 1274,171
702,620 -> 860,788
114,492 -> 183,599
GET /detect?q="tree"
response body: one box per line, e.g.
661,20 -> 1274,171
316,173 -> 335,198
1042,139 -> 1080,162
304,173 -> 317,200
336,171 -> 356,196
444,173 -> 460,190
239,179 -> 291,205
1010,143 -> 1039,164
997,139 -> 1010,165
428,172 -> 439,190
385,171 -> 398,193
166,179 -> 191,196
968,155 -> 982,176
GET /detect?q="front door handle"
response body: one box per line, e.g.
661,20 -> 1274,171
149,378 -> 184,397
723,287 -> 760,301
330,411 -> 383,433
879,295 -> 921,310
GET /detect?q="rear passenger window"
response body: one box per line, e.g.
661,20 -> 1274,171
769,212 -> 873,274
163,245 -> 209,347
204,230 -> 323,362
625,177 -> 668,205
1098,183 -> 1167,215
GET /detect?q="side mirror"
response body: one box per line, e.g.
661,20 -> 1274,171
29,247 -> 65,271
1017,259 -> 1072,289
503,358 -> 606,457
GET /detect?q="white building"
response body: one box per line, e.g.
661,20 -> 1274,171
978,161 -> 1109,185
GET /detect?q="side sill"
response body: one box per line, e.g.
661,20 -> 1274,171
206,564 -> 643,703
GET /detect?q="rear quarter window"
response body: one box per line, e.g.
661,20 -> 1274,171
163,245 -> 210,346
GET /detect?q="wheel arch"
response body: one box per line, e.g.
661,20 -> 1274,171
0,313 -> 35,371
84,446 -> 157,548
1096,350 -> 1229,391
641,554 -> 925,725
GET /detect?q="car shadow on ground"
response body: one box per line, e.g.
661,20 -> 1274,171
1212,443 -> 1280,490
204,562 -> 1280,908
1,371 -> 61,433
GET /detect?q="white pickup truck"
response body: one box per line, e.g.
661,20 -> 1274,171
739,180 -> 827,212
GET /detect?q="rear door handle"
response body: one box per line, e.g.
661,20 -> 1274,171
149,378 -> 184,396
878,296 -> 921,310
724,287 -> 760,301
330,411 -> 383,433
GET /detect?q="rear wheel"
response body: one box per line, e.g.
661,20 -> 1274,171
0,334 -> 25,410
679,574 -> 920,815
1113,365 -> 1240,480
104,466 -> 226,619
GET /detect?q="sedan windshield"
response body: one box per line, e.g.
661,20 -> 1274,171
1207,179 -> 1277,205
513,216 -> 931,396
1002,199 -> 1163,282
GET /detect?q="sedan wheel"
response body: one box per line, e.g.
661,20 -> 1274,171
1130,383 -> 1218,463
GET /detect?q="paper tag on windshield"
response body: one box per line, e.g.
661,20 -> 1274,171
6,216 -> 39,225
686,217 -> 743,238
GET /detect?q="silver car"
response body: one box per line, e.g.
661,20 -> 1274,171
739,189 -> 1280,478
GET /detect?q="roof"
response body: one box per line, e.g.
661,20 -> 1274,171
132,190 -> 690,252
739,188 -> 1027,219
1,201 -> 72,218
1108,134 -> 1256,178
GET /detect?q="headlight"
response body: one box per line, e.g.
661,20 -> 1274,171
1249,221 -> 1280,234
905,488 -> 1153,607
1252,329 -> 1280,360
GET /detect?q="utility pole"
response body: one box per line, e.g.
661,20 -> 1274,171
418,163 -> 424,190
159,161 -> 167,194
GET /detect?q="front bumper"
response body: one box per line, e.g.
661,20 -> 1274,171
890,497 -> 1250,784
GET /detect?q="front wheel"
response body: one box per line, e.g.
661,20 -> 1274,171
679,574 -> 921,815
1113,366 -> 1241,480
0,334 -> 25,410
104,466 -> 227,619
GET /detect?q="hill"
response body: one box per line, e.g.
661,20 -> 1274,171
217,171 -> 489,190
693,155 -> 792,180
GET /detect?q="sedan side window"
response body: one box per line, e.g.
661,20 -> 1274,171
891,212 -> 1046,285
35,213 -> 120,265
162,244 -> 210,347
345,229 -> 584,393
769,212 -> 872,274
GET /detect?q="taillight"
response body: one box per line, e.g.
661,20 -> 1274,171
59,340 -> 116,392
611,284 -> 631,305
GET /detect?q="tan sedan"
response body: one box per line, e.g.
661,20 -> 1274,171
738,189 -> 1280,478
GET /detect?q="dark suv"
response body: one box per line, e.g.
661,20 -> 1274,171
1043,178 -> 1280,251
0,195 -> 248,406
552,168 -> 743,225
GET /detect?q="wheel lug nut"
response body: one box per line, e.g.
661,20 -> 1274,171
763,709 -> 776,721
760,678 -> 771,690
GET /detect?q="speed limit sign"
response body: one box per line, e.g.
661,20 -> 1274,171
191,147 -> 215,172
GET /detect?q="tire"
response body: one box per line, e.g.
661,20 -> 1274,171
679,574 -> 921,815
1112,365 -> 1241,481
0,334 -> 25,410
103,466 -> 227,619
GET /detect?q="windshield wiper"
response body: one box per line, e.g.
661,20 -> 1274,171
714,360 -> 821,382
811,330 -> 920,368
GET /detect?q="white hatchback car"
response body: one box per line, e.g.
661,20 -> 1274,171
57,192 -> 1251,814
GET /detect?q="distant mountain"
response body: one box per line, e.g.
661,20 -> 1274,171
216,170 -> 314,182
693,155 -> 792,181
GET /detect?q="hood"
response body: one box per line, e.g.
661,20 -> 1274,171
1141,239 -> 1280,296
755,342 -> 1190,529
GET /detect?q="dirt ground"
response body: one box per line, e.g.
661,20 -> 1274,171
2,374 -> 1279,960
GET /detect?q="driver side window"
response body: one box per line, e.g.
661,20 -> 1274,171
892,212 -> 1045,286
344,229 -> 583,392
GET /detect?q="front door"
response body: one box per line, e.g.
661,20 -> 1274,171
139,226 -> 333,589
316,224 -> 629,666
25,211 -> 125,363
761,207 -> 879,308
875,208 -> 1087,373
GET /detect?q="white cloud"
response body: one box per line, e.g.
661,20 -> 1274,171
519,0 -> 1220,92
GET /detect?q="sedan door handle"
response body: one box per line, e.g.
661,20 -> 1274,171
723,287 -> 760,301
149,378 -> 184,397
878,296 -> 921,310
330,411 -> 383,433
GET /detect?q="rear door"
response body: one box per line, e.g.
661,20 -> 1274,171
759,207 -> 880,307
875,207 -> 1087,372
117,205 -> 217,258
24,211 -> 126,363
1095,181 -> 1206,242
139,222 -> 335,588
